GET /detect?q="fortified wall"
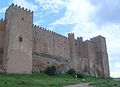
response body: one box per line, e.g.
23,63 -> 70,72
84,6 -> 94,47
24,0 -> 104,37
0,4 -> 110,77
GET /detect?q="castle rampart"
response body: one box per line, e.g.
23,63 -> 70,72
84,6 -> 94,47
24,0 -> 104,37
33,26 -> 70,58
0,4 -> 110,77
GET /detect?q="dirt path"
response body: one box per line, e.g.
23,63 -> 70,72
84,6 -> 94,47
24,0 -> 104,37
64,83 -> 94,87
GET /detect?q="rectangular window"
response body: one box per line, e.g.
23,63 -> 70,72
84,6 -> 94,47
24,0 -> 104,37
19,37 -> 23,42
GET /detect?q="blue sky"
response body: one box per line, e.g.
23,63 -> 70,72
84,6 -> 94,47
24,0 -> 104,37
0,0 -> 120,78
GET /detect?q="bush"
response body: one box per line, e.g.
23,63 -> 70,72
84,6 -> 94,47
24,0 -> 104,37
76,73 -> 85,79
45,66 -> 57,75
67,69 -> 75,75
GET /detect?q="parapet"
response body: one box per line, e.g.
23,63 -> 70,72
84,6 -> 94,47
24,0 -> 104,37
0,19 -> 4,22
0,19 -> 5,31
77,37 -> 83,41
6,3 -> 33,13
90,35 -> 105,42
84,40 -> 91,43
68,33 -> 75,38
68,33 -> 74,36
33,24 -> 68,39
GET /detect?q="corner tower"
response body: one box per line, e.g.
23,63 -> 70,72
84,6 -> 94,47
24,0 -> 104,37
68,33 -> 76,58
4,4 -> 33,73
91,36 -> 110,77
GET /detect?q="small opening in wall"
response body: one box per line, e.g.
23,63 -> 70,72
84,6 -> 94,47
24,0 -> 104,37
21,18 -> 24,20
47,62 -> 49,64
19,37 -> 23,42
75,43 -> 77,46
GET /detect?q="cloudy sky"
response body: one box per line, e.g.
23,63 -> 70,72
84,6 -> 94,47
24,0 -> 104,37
0,0 -> 120,77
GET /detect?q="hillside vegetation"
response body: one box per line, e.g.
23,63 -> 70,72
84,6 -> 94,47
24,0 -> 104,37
0,73 -> 119,87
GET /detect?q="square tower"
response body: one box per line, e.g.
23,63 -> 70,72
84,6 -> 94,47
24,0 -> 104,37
3,4 -> 33,73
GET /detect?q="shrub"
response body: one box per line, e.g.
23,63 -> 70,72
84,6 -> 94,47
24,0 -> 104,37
45,66 -> 57,75
67,69 -> 75,75
76,73 -> 85,79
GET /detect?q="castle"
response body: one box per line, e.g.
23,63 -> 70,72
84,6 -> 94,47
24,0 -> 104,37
0,4 -> 110,77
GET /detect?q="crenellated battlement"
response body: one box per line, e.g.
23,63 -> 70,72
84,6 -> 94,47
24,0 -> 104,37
77,37 -> 83,41
0,19 -> 4,22
0,18 -> 5,22
0,18 -> 5,32
7,3 -> 33,13
33,24 -> 68,39
0,4 -> 109,77
90,35 -> 105,41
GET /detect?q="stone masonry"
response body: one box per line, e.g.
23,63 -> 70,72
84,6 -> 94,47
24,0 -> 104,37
0,4 -> 110,77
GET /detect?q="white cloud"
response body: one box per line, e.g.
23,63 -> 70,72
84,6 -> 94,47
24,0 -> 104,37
0,7 -> 7,13
12,0 -> 38,11
51,0 -> 96,31
111,71 -> 120,78
115,62 -> 120,69
35,0 -> 69,13
34,20 -> 44,25
111,62 -> 120,78
50,0 -> 120,77
7,0 -> 119,78
52,0 -> 95,24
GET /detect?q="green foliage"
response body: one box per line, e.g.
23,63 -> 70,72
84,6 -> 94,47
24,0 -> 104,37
0,73 -> 119,87
85,75 -> 120,87
0,73 -> 80,87
67,69 -> 75,75
76,73 -> 85,79
45,66 -> 57,75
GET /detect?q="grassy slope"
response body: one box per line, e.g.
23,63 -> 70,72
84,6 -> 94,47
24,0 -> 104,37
0,73 -> 80,87
0,73 -> 120,87
85,76 -> 120,87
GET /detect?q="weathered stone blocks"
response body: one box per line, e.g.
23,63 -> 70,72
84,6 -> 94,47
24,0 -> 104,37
0,4 -> 110,77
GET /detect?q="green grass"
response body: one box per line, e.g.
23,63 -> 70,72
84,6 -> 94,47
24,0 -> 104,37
85,75 -> 120,87
0,73 -> 80,87
0,73 -> 120,87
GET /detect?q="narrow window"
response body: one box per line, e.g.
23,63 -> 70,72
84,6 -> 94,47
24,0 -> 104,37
75,43 -> 77,46
19,37 -> 23,42
21,18 -> 24,20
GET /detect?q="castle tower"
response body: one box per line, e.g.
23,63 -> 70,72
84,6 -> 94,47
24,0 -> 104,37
74,37 -> 83,72
81,40 -> 91,75
68,33 -> 76,58
83,40 -> 96,76
0,19 -> 5,72
68,33 -> 78,70
91,36 -> 110,77
3,4 -> 33,73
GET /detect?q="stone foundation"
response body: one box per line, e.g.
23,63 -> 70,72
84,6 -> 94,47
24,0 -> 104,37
32,53 -> 73,73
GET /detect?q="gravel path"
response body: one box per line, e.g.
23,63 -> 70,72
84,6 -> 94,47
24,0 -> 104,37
64,83 -> 94,87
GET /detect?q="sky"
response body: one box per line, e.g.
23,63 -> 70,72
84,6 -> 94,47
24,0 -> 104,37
0,0 -> 120,78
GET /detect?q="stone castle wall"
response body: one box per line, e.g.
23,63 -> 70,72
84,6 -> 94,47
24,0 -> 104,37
32,53 -> 73,73
3,4 -> 33,73
32,26 -> 70,58
0,4 -> 110,77
0,19 -> 5,71
90,36 -> 110,77
0,19 -> 5,52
